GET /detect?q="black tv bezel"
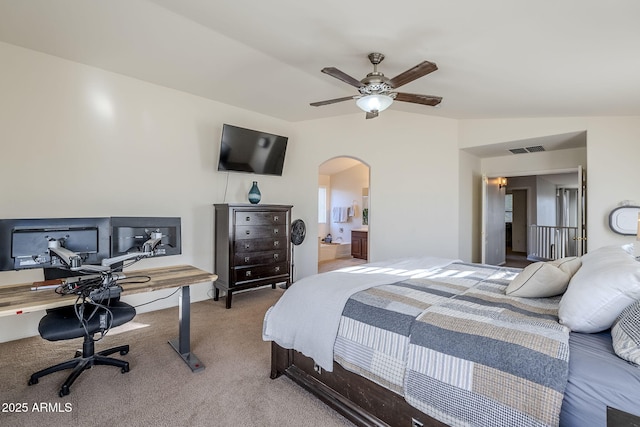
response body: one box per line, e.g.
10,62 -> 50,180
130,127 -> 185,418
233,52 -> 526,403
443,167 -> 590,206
217,123 -> 288,176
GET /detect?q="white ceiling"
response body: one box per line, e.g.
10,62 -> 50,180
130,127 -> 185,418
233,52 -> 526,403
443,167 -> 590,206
1,0 -> 639,126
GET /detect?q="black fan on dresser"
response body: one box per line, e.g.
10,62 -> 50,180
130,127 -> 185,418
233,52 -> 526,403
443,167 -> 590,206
289,219 -> 306,285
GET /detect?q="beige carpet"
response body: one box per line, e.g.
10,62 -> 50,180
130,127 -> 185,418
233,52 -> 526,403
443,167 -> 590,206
0,287 -> 354,427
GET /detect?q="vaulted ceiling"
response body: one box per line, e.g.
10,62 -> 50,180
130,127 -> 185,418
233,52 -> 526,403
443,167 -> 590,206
1,0 -> 639,124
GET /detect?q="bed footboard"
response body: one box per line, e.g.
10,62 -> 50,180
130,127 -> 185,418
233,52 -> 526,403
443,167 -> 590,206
270,342 -> 446,427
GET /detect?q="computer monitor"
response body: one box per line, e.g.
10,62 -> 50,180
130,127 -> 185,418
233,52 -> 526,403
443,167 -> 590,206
0,217 -> 111,276
0,216 -> 182,279
110,217 -> 181,258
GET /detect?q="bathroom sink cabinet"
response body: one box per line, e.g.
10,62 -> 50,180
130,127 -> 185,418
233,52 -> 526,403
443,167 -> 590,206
351,230 -> 368,260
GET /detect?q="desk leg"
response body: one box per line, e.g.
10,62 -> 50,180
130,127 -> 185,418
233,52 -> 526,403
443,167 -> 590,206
168,285 -> 205,372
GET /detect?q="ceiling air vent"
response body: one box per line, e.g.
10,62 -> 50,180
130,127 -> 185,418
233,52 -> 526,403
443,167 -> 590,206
509,146 -> 546,154
525,145 -> 545,152
509,148 -> 528,154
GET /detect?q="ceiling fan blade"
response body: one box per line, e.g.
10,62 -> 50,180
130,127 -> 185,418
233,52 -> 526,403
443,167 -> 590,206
365,111 -> 379,119
321,67 -> 364,88
310,96 -> 356,107
394,92 -> 443,106
387,61 -> 438,89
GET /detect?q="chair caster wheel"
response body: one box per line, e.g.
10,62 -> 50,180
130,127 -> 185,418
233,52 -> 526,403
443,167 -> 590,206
121,364 -> 129,373
59,386 -> 69,397
28,377 -> 38,386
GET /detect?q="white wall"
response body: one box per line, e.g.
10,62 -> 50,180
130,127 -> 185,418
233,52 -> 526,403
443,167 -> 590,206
583,117 -> 640,248
481,147 -> 587,178
457,149 -> 481,262
536,176 -> 557,226
296,112 -> 461,263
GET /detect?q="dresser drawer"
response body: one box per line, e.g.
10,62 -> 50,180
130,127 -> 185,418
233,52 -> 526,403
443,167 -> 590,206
233,263 -> 289,285
235,225 -> 286,240
235,211 -> 287,226
234,249 -> 287,266
235,236 -> 287,252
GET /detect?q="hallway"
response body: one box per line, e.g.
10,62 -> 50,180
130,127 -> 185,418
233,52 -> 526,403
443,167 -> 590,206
504,248 -> 532,269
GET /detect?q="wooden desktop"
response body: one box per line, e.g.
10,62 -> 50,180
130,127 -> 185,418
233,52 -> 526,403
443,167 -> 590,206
0,265 -> 217,372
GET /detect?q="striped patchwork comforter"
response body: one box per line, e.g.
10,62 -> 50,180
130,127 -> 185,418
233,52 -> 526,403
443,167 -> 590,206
334,262 -> 570,427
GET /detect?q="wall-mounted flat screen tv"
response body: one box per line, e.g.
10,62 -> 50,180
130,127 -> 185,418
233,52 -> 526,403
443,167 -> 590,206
217,124 -> 288,176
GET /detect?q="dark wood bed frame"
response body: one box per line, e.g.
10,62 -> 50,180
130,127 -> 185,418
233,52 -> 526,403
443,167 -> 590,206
271,342 -> 640,427
270,342 -> 447,427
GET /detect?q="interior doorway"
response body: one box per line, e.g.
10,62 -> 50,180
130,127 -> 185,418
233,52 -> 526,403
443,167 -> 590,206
505,189 -> 530,268
482,168 -> 585,267
318,157 -> 369,273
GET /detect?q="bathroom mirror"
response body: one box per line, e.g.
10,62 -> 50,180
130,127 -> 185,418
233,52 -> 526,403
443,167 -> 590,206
362,188 -> 369,225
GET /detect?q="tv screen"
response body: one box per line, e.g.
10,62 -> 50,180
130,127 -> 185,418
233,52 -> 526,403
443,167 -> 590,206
217,124 -> 288,176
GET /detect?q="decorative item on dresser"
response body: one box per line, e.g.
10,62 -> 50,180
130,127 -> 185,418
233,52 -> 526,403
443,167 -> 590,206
213,204 -> 292,308
248,181 -> 261,204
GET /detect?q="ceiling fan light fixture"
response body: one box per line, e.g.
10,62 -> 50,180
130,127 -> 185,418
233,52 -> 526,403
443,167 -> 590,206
356,94 -> 393,113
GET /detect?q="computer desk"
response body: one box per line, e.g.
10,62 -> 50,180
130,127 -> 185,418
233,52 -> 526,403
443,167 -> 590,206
0,265 -> 217,372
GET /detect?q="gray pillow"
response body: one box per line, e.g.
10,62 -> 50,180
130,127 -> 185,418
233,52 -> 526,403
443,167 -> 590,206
611,299 -> 640,366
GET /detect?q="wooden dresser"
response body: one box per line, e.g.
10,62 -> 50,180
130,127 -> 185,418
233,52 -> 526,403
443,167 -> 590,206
213,204 -> 292,308
351,229 -> 368,260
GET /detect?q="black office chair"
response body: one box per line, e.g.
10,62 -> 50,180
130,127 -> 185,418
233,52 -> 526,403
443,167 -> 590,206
28,300 -> 136,397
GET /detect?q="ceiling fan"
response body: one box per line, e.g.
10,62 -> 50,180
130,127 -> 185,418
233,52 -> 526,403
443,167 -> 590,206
310,52 -> 442,119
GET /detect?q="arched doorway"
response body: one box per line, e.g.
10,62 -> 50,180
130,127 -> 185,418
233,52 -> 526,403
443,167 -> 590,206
318,157 -> 370,273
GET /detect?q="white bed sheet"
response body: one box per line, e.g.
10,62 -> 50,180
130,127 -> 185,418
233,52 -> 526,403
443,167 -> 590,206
262,256 -> 456,371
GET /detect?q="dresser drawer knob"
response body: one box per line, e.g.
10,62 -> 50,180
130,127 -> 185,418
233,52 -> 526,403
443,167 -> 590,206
246,230 -> 251,235
245,270 -> 252,277
274,266 -> 280,273
244,256 -> 250,263
273,254 -> 279,260
245,243 -> 250,249
273,228 -> 279,235
273,241 -> 279,247
246,216 -> 251,221
273,215 -> 279,222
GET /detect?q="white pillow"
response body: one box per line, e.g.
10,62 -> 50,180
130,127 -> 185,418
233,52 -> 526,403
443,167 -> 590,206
550,256 -> 582,277
505,262 -> 570,298
611,299 -> 640,365
621,243 -> 634,256
559,245 -> 640,333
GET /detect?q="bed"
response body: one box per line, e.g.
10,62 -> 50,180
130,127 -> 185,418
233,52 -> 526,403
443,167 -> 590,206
263,246 -> 640,427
